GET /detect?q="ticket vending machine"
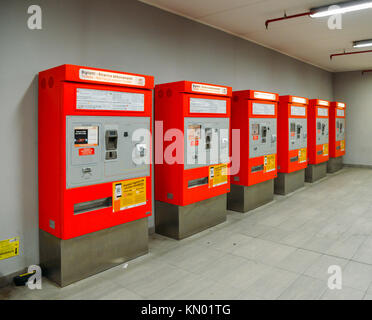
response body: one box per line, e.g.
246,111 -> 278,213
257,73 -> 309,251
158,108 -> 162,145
38,65 -> 153,286
228,90 -> 278,213
306,99 -> 330,182
154,81 -> 232,240
328,101 -> 346,173
275,96 -> 308,195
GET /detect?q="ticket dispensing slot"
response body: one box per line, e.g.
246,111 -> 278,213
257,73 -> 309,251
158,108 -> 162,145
188,177 -> 209,189
105,130 -> 118,160
74,197 -> 112,215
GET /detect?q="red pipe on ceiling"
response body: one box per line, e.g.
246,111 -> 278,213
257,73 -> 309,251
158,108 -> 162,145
362,70 -> 372,75
265,12 -> 311,29
330,50 -> 372,60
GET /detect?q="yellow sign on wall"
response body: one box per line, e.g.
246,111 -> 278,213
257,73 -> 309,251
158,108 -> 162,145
299,148 -> 307,163
323,143 -> 329,156
113,178 -> 146,212
264,154 -> 276,173
209,163 -> 228,188
0,237 -> 19,260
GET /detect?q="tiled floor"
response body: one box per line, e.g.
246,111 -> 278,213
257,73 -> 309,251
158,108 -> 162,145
2,167 -> 372,300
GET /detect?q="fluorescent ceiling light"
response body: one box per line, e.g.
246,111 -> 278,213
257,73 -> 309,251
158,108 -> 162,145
353,39 -> 372,48
310,0 -> 372,18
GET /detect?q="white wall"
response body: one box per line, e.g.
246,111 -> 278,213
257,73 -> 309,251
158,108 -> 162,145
333,71 -> 372,166
0,0 -> 333,278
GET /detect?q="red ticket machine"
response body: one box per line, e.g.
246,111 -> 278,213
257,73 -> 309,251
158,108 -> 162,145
275,96 -> 308,195
38,65 -> 153,286
154,81 -> 232,239
228,90 -> 278,213
306,99 -> 330,182
328,101 -> 346,173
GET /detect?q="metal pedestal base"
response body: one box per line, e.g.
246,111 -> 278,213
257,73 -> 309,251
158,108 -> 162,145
39,218 -> 148,287
274,169 -> 305,195
155,194 -> 227,240
305,162 -> 327,183
327,157 -> 343,173
227,179 -> 274,213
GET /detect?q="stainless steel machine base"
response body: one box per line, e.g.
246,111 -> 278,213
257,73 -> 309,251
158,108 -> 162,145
274,169 -> 305,195
305,162 -> 327,183
39,218 -> 148,287
327,156 -> 343,173
155,194 -> 227,240
227,179 -> 274,213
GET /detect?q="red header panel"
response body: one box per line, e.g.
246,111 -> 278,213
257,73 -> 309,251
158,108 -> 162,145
309,99 -> 330,107
40,64 -> 154,90
234,90 -> 279,102
280,95 -> 309,106
156,81 -> 232,98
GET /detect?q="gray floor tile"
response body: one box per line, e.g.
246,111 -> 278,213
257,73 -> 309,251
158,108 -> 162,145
242,268 -> 300,300
277,249 -> 322,274
320,286 -> 365,300
304,254 -> 349,281
278,275 -> 326,300
342,261 -> 372,292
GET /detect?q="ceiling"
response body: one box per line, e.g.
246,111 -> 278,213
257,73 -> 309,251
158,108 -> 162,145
139,0 -> 372,72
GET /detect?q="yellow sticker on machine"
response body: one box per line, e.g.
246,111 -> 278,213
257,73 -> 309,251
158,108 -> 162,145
323,144 -> 329,156
298,148 -> 307,163
341,140 -> 345,151
0,237 -> 19,261
264,154 -> 276,173
209,163 -> 228,188
112,178 -> 146,212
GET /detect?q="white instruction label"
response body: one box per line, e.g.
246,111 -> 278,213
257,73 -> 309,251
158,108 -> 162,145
317,107 -> 328,117
252,103 -> 275,115
190,98 -> 227,114
291,106 -> 306,116
254,92 -> 276,101
318,100 -> 329,106
337,109 -> 345,117
292,97 -> 307,104
191,83 -> 228,95
79,69 -> 145,86
76,88 -> 145,111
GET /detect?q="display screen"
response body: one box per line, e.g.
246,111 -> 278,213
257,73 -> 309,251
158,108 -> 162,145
74,126 -> 99,147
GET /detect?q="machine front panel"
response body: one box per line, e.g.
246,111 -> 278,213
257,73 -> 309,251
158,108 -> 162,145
249,118 -> 277,159
336,118 -> 345,142
66,116 -> 150,189
315,117 -> 329,146
184,117 -> 229,170
288,117 -> 307,151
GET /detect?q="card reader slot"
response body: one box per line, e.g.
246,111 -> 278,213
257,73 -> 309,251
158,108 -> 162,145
251,165 -> 264,173
74,197 -> 112,215
188,177 -> 208,189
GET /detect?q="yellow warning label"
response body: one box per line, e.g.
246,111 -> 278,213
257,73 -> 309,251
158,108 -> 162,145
341,140 -> 345,151
264,154 -> 276,173
112,178 -> 146,212
209,163 -> 228,188
323,144 -> 329,156
298,148 -> 307,163
0,237 -> 19,261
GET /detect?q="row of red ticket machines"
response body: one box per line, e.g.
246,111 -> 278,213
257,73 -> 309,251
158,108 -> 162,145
38,65 -> 346,286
